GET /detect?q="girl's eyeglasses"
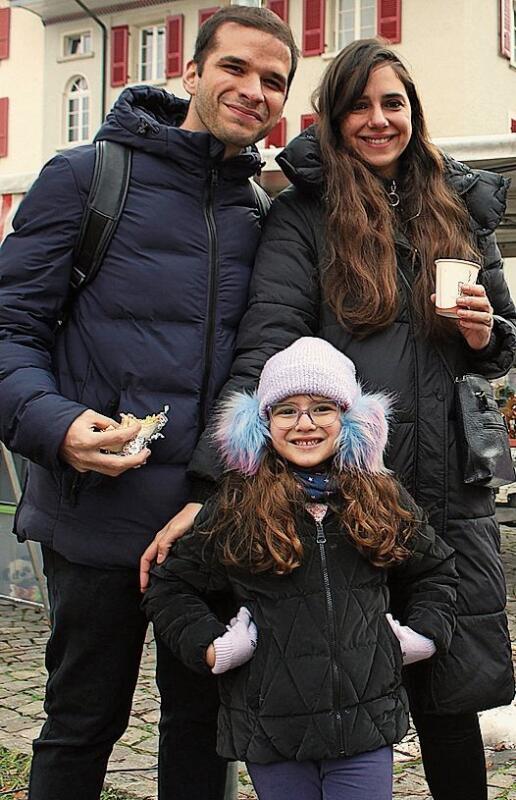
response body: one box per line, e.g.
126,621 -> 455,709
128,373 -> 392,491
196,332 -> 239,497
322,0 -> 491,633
268,401 -> 341,430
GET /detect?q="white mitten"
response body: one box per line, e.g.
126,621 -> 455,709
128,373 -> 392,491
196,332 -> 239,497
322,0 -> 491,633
212,606 -> 258,675
386,613 -> 436,665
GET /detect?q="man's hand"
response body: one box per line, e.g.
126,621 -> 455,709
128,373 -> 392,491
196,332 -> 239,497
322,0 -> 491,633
139,502 -> 203,592
59,409 -> 150,476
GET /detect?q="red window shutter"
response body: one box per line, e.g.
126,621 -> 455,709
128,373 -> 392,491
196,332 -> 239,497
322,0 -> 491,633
166,15 -> 183,78
0,8 -> 10,61
111,26 -> 129,87
199,7 -> 220,27
302,0 -> 325,56
0,193 -> 12,240
500,0 -> 511,58
267,0 -> 288,22
377,0 -> 401,44
511,119 -> 516,133
301,113 -> 316,131
265,117 -> 286,148
0,98 -> 8,158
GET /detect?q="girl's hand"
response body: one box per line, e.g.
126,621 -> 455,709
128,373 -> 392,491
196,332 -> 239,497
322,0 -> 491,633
386,613 -> 436,665
455,283 -> 494,350
211,607 -> 258,675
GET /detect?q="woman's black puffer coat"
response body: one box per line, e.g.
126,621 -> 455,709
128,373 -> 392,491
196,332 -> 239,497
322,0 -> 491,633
189,129 -> 516,715
144,494 -> 457,763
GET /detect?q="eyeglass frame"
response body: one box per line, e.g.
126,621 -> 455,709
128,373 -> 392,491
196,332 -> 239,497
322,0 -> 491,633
266,400 -> 343,430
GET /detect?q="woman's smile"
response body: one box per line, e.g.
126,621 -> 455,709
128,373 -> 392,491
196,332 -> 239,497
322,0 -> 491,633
340,64 -> 412,178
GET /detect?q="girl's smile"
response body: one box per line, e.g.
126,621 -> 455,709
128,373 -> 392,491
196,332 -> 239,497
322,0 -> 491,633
269,394 -> 342,467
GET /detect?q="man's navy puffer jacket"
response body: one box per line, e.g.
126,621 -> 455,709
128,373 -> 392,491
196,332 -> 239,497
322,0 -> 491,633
0,86 -> 265,568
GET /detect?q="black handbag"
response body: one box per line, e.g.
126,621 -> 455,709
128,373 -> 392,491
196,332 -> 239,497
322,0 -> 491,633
454,373 -> 515,488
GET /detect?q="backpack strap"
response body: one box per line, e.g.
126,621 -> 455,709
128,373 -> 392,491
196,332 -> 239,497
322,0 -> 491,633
250,178 -> 271,226
71,140 -> 132,292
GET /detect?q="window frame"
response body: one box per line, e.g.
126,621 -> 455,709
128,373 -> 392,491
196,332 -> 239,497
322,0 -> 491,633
64,76 -> 90,146
60,29 -> 93,61
334,0 -> 377,52
138,23 -> 166,83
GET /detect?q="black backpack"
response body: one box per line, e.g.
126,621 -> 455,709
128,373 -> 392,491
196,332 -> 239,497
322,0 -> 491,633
71,139 -> 271,295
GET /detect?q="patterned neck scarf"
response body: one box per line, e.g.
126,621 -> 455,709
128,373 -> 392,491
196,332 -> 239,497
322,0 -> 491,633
291,466 -> 335,502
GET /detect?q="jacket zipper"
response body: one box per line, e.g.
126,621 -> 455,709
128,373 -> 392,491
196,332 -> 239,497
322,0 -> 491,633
315,518 -> 346,756
199,168 -> 219,432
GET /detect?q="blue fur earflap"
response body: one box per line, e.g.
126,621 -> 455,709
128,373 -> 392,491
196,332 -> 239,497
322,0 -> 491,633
213,390 -> 269,476
334,389 -> 392,474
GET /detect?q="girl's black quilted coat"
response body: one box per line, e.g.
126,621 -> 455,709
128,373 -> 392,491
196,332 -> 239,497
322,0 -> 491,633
144,494 -> 457,764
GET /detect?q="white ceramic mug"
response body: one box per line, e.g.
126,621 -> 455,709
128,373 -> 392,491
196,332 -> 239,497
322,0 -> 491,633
435,259 -> 480,318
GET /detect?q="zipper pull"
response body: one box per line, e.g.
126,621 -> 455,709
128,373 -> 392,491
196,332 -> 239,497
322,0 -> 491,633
211,168 -> 219,187
315,521 -> 326,544
388,180 -> 400,207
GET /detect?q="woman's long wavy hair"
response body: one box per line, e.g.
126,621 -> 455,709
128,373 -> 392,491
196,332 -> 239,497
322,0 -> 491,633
200,450 -> 418,575
313,39 -> 479,338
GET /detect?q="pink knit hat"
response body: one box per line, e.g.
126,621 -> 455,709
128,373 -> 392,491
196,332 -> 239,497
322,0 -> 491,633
257,337 -> 359,417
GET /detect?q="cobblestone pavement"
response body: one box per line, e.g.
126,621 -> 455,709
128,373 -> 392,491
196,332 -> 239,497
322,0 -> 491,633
1,527 -> 516,799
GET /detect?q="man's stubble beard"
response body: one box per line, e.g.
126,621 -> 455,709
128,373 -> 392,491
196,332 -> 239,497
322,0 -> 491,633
194,90 -> 271,149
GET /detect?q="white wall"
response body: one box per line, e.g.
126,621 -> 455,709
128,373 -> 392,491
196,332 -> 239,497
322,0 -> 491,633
0,2 -> 44,181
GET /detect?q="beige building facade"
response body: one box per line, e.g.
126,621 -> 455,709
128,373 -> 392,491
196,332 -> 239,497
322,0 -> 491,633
0,0 -> 44,234
3,0 -> 516,252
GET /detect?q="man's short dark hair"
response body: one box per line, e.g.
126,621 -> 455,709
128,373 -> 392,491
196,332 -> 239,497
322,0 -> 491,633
193,5 -> 299,91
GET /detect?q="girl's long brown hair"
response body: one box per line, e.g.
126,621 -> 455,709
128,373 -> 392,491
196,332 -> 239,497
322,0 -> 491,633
201,451 -> 419,575
313,40 -> 479,338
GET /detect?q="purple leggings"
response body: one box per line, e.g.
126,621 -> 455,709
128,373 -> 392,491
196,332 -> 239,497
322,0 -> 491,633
247,746 -> 393,800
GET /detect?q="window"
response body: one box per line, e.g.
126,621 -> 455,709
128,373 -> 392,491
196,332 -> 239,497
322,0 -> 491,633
336,0 -> 376,50
231,0 -> 262,5
139,25 -> 166,81
66,77 -> 89,144
64,31 -> 92,57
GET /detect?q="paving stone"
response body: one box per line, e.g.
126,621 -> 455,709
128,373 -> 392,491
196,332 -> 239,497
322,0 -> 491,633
489,772 -> 516,789
16,723 -> 41,738
3,716 -> 40,732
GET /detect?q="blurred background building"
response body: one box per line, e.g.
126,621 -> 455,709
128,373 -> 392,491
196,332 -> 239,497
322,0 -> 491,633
1,1 -> 516,254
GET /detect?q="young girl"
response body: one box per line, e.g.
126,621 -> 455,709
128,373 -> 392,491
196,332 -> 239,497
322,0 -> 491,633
143,337 -> 457,800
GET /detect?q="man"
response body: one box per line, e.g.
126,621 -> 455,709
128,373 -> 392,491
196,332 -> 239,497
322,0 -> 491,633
0,7 -> 297,799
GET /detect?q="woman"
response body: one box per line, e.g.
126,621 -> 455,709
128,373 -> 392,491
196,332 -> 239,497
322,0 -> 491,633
179,40 -> 516,800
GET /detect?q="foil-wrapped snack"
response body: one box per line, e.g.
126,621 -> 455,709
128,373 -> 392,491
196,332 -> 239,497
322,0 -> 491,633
107,406 -> 169,456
